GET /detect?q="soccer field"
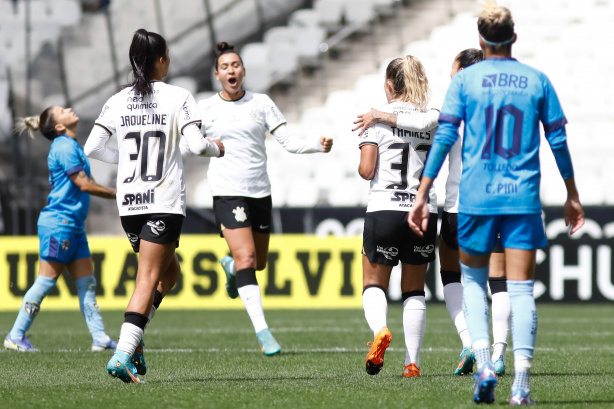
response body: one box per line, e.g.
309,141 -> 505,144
1,305 -> 613,409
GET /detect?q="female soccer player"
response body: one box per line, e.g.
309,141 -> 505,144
4,107 -> 117,352
408,2 -> 584,405
195,41 -> 332,356
358,55 -> 436,378
85,29 -> 223,383
354,49 -> 513,377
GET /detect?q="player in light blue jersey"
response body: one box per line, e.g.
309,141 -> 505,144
4,106 -> 118,352
409,1 -> 584,405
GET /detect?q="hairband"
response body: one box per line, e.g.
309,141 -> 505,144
480,34 -> 515,46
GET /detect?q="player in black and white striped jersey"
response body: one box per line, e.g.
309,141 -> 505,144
85,28 -> 224,383
358,55 -> 437,378
192,41 -> 332,356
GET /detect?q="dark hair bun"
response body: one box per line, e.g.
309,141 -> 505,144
215,41 -> 235,56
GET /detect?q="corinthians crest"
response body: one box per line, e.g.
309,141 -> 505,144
233,206 -> 247,222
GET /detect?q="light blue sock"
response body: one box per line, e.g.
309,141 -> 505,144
9,276 -> 57,338
508,280 -> 537,360
76,275 -> 107,342
460,262 -> 491,369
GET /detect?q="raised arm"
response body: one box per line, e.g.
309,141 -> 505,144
353,108 -> 439,136
272,124 -> 331,154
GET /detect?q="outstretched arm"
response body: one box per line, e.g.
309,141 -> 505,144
273,124 -> 327,154
353,108 -> 439,136
69,170 -> 116,199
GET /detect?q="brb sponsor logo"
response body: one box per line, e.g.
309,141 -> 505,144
122,189 -> 155,211
376,245 -> 398,260
482,73 -> 528,89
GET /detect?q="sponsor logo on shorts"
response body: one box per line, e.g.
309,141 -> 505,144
127,233 -> 139,243
376,245 -> 398,260
24,302 -> 40,317
147,220 -> 166,235
414,244 -> 435,258
233,206 -> 247,223
61,239 -> 71,252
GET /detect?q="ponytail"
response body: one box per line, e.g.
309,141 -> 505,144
127,28 -> 167,96
386,55 -> 430,110
15,106 -> 57,140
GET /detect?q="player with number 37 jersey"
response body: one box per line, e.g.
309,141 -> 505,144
90,82 -> 213,216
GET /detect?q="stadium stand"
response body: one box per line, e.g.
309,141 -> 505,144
1,0 -> 612,233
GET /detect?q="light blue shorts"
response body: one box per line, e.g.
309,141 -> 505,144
457,213 -> 547,256
38,226 -> 91,264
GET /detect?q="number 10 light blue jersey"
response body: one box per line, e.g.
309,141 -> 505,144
423,57 -> 573,215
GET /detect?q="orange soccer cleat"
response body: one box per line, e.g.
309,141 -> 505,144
365,327 -> 392,375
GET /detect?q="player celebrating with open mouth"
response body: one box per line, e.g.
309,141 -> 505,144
194,41 -> 332,356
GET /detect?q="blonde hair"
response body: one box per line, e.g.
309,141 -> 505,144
477,1 -> 514,46
15,116 -> 41,139
14,106 -> 58,140
385,55 -> 430,110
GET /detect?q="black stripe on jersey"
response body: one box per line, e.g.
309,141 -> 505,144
269,122 -> 287,134
180,120 -> 202,135
95,123 -> 112,135
358,141 -> 378,148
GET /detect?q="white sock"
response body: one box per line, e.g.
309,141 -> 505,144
362,286 -> 388,335
443,282 -> 471,349
403,295 -> 426,367
238,284 -> 268,333
116,323 -> 143,356
491,291 -> 510,360
144,305 -> 157,331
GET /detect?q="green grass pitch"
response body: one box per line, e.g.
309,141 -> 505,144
1,305 -> 613,409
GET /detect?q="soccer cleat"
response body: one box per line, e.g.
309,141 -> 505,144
365,327 -> 392,376
91,336 -> 118,351
455,347 -> 475,376
107,350 -> 141,383
256,328 -> 281,356
131,338 -> 147,375
4,334 -> 39,352
403,363 -> 420,377
510,388 -> 536,406
220,256 -> 239,299
472,362 -> 498,404
493,355 -> 505,376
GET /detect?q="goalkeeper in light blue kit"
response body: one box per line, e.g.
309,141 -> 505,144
409,1 -> 584,406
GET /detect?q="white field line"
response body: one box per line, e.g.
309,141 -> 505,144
49,346 -> 614,353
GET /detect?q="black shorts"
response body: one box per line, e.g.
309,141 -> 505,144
120,213 -> 184,253
440,211 -> 458,250
362,211 -> 437,266
213,196 -> 272,237
493,233 -> 504,253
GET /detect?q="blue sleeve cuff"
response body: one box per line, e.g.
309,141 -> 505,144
438,112 -> 462,127
543,117 -> 567,133
66,165 -> 84,176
